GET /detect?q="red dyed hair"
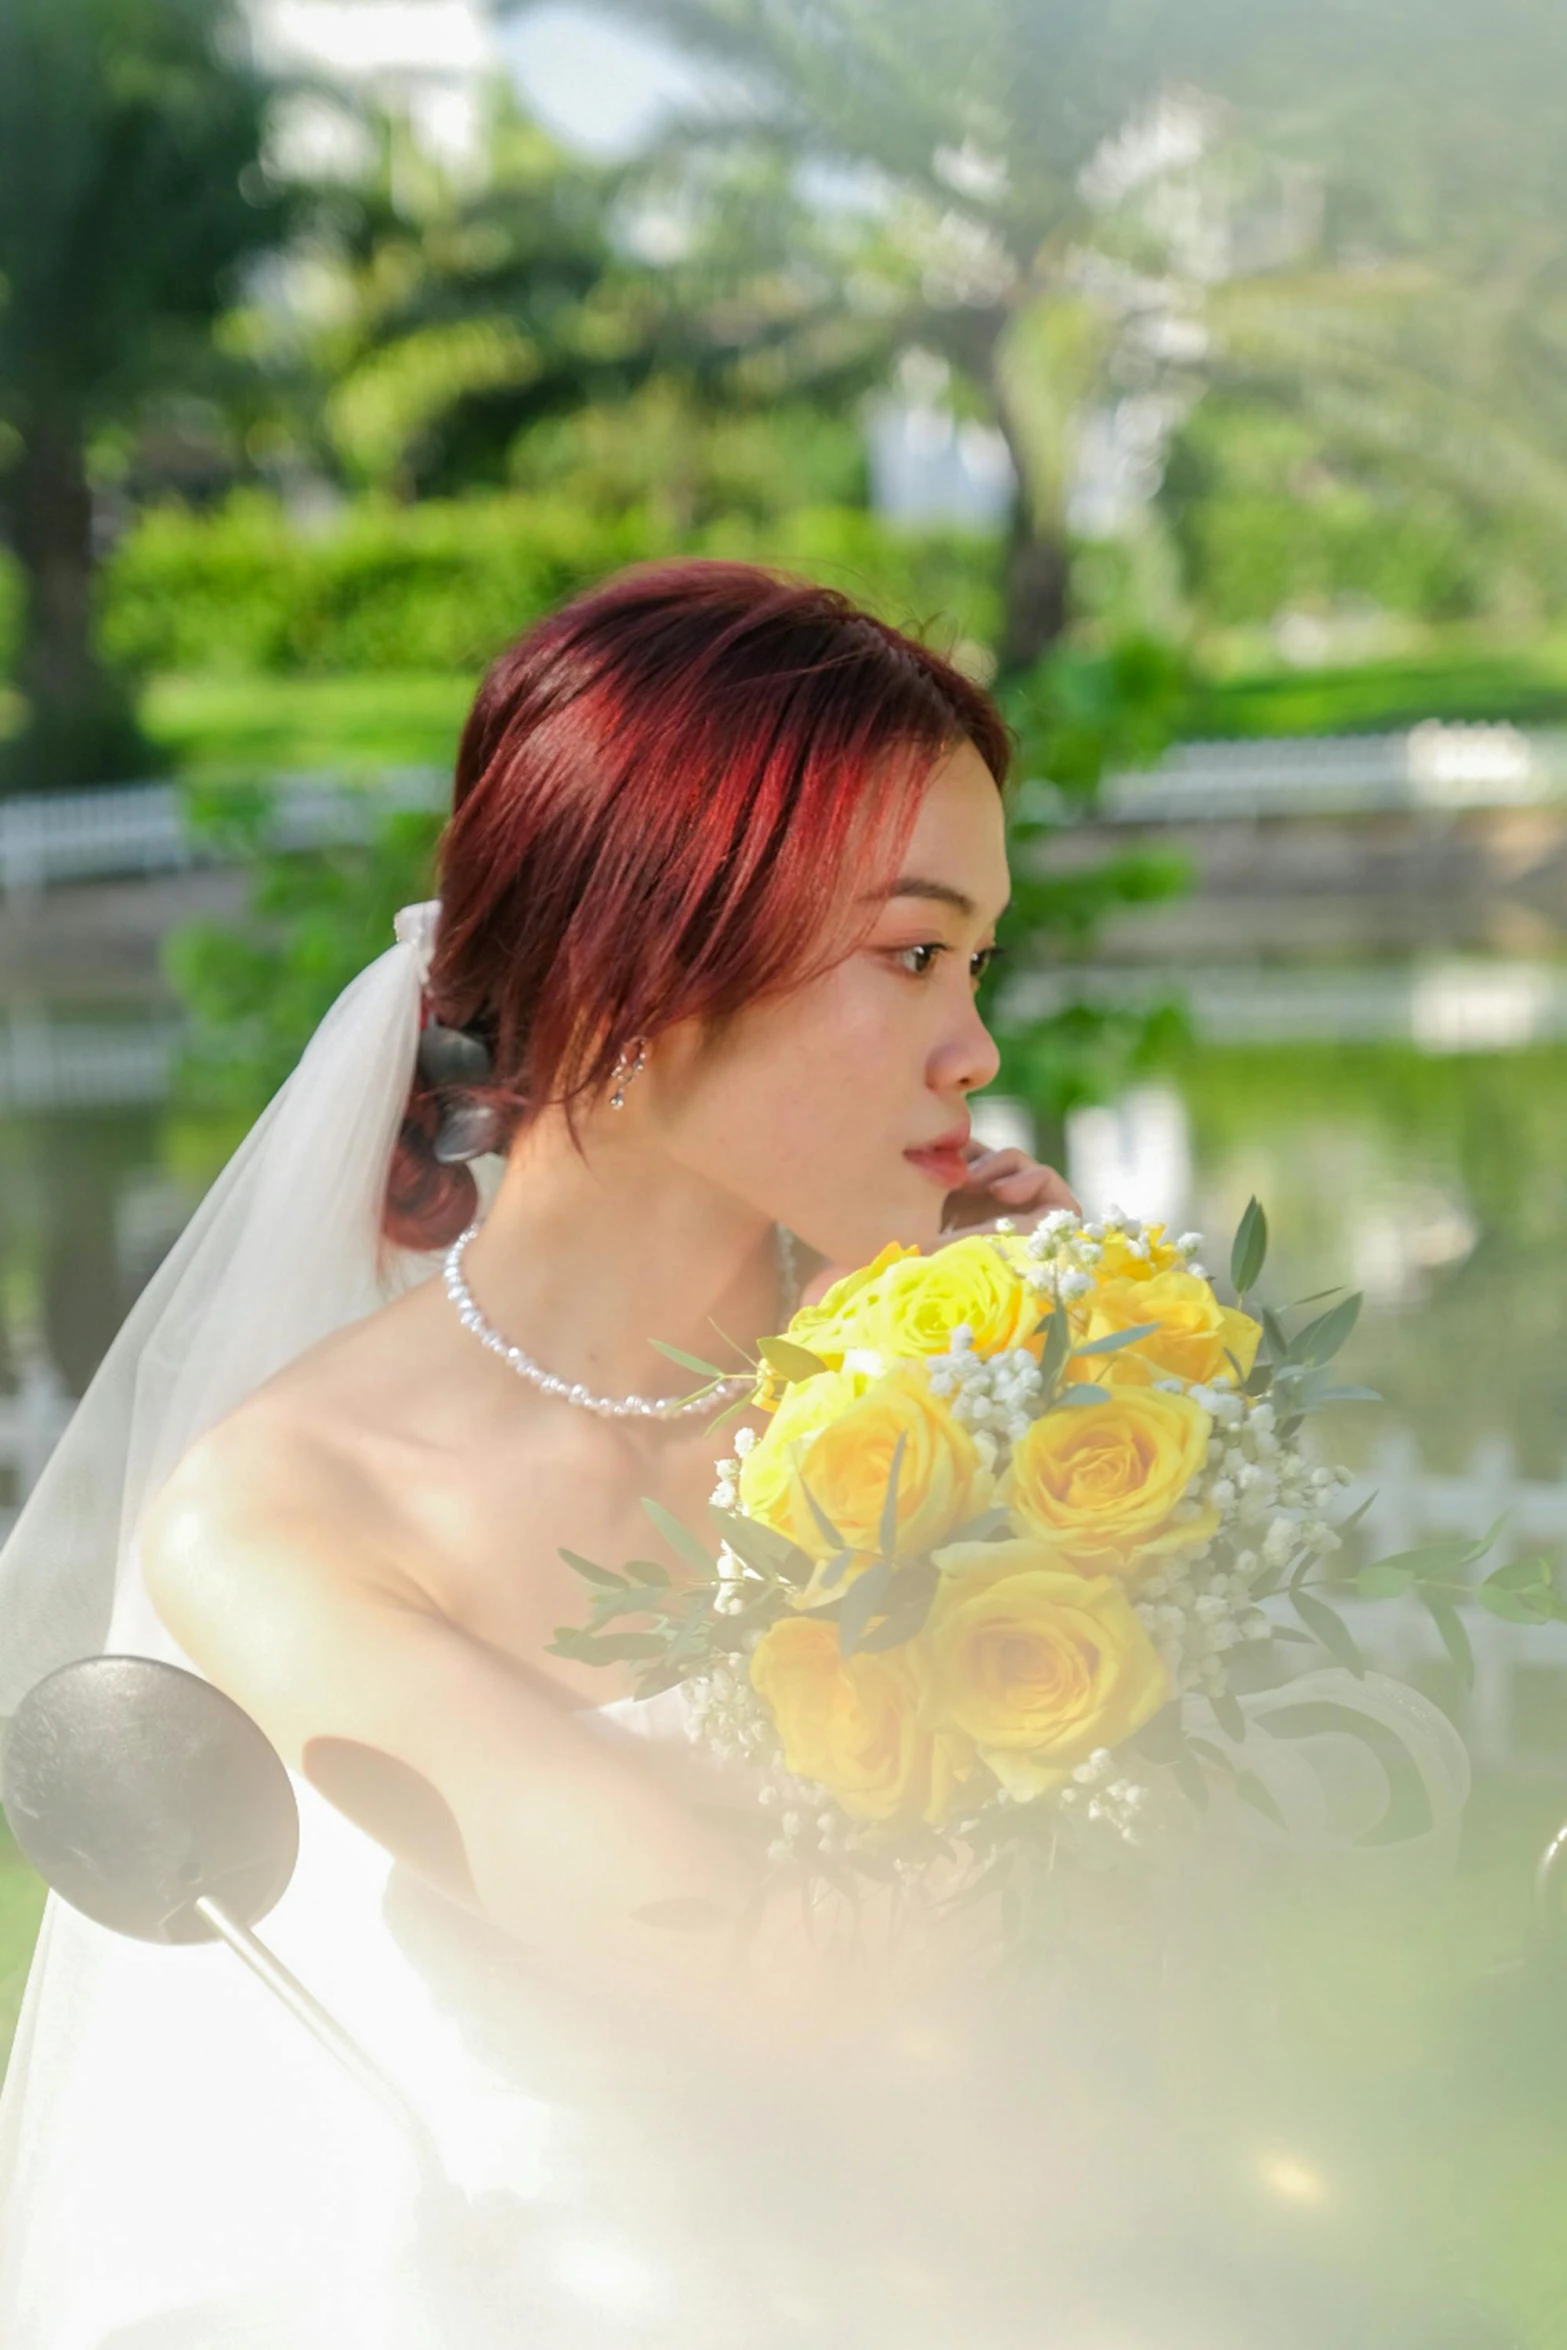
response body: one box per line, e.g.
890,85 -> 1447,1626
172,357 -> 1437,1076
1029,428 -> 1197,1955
384,557 -> 1011,1250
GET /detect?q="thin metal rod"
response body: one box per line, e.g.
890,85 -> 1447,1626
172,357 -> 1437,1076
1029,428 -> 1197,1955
194,1895 -> 445,2182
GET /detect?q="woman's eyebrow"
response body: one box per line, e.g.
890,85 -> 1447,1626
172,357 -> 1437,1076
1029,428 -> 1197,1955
864,877 -> 1011,919
867,878 -> 976,913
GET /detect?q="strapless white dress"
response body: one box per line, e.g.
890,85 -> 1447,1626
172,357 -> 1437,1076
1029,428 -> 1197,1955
0,1692 -> 795,2350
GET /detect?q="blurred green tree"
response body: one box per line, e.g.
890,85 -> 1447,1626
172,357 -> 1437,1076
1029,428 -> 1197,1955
0,0 -> 285,787
281,97 -> 902,530
544,0 -> 1567,676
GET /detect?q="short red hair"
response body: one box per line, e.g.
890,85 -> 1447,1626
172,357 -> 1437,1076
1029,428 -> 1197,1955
385,557 -> 1011,1250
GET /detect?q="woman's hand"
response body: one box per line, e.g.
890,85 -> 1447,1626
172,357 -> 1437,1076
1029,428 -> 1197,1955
795,1147 -> 1079,1307
937,1141 -> 1079,1240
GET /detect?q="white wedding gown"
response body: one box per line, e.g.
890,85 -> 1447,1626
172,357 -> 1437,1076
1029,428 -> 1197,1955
0,1671 -> 799,2350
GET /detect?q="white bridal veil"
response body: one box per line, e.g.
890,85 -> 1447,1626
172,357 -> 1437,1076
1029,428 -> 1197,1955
0,901 -> 481,2349
0,897 -> 1475,2350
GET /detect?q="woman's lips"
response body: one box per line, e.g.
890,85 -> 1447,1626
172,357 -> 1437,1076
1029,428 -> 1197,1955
905,1144 -> 973,1192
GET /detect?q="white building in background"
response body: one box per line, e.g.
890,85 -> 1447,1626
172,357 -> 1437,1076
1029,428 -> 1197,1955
247,0 -> 503,178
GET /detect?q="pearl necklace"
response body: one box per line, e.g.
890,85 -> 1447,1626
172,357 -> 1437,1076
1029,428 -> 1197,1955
442,1219 -> 799,1421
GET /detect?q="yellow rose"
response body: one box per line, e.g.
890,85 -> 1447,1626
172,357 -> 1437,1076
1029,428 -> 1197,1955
850,1235 -> 1043,1363
1002,1387 -> 1216,1577
922,1542 -> 1171,1799
749,1616 -> 964,1824
1066,1269 -> 1261,1392
779,1242 -> 921,1371
738,1364 -> 993,1583
738,1366 -> 870,1527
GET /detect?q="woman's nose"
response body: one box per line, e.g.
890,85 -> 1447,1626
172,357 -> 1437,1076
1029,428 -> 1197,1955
933,993 -> 1002,1098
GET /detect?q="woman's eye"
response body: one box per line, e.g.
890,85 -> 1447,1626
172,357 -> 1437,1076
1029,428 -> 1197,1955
894,942 -> 945,977
970,944 -> 1000,984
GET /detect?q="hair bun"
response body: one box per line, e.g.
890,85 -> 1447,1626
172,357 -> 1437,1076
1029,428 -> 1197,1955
384,1083 -> 478,1252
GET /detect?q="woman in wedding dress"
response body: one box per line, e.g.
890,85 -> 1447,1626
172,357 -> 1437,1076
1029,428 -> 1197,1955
0,559 -> 1095,2348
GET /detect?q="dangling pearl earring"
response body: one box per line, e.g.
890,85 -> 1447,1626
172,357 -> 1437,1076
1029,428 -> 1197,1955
608,1038 -> 647,1110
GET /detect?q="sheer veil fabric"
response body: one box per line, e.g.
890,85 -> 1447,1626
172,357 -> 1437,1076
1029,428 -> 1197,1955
0,901 -> 1474,2347
0,902 -> 524,2348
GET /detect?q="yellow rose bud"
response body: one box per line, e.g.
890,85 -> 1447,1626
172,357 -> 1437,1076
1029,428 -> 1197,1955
850,1234 -> 1043,1363
1002,1387 -> 1216,1576
738,1365 -> 993,1585
1067,1269 -> 1261,1392
923,1542 -> 1171,1798
749,1616 -> 954,1824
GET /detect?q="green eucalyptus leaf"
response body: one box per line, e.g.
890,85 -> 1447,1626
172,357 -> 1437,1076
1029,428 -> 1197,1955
1357,1561 -> 1414,1599
1210,1687 -> 1248,1742
1171,1752 -> 1210,1811
1054,1382 -> 1111,1407
639,1497 -> 716,1580
1423,1593 -> 1476,1690
1039,1306 -> 1070,1389
589,1588 -> 671,1627
1289,1293 -> 1363,1368
557,1548 -> 627,1589
707,1509 -> 790,1581
837,1560 -> 893,1657
622,1557 -> 672,1588
1233,1769 -> 1288,1829
1361,1538 -> 1480,1583
1261,1305 -> 1290,1363
648,1338 -> 729,1379
1230,1197 -> 1268,1296
1291,1588 -> 1367,1678
1128,1701 -> 1191,1766
878,1433 -> 907,1562
758,1336 -> 830,1384
1475,1583 -> 1556,1624
948,1506 -> 1015,1543
1488,1552 -> 1554,1591
797,1473 -> 847,1555
548,1628 -> 667,1665
856,1595 -> 937,1652
1071,1322 -> 1161,1358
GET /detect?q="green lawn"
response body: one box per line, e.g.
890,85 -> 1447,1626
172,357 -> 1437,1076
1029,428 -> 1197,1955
1187,635 -> 1567,738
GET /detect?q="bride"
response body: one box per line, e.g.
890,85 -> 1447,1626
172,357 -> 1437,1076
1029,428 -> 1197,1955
0,559 -> 1080,2347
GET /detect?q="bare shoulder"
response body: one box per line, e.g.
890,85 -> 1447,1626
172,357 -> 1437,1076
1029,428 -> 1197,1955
141,1387 -> 405,1642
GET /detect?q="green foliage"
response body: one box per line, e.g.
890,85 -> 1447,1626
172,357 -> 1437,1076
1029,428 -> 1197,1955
988,632 -> 1193,1123
1162,397 -> 1505,629
105,492 -> 658,678
105,491 -> 1002,678
0,0 -> 288,781
163,789 -> 442,1134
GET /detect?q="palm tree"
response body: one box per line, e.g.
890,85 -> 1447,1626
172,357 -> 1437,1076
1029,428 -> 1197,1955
528,0 -> 1567,675
305,95 -> 899,511
0,0 -> 284,787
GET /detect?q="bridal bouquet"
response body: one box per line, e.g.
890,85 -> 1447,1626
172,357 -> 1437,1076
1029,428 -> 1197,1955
555,1203 -> 1560,1914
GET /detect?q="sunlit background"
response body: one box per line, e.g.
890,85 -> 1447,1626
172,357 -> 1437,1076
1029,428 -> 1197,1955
3,0 -> 1567,2336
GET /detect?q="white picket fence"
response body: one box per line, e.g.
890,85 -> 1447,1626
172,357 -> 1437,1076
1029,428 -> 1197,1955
0,769 -> 446,900
1098,719 -> 1567,823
